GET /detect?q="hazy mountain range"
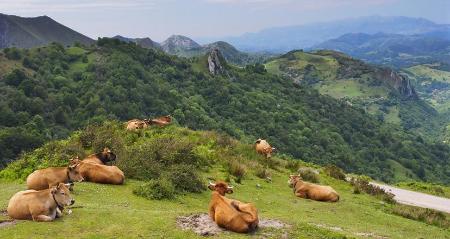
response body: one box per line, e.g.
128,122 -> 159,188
198,16 -> 450,53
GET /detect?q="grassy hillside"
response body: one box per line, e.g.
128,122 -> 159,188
0,124 -> 449,239
0,13 -> 94,49
1,40 -> 450,184
265,50 -> 443,137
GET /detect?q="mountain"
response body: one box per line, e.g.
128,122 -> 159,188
0,39 -> 449,184
160,35 -> 202,55
200,16 -> 450,53
0,13 -> 94,48
112,35 -> 161,49
114,34 -> 272,65
313,32 -> 450,68
265,50 -> 443,136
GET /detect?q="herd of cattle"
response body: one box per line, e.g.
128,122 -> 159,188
5,115 -> 340,234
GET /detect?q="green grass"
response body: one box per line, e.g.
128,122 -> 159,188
406,65 -> 450,83
1,169 -> 449,239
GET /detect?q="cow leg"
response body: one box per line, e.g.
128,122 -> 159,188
56,208 -> 63,218
231,201 -> 258,225
33,215 -> 54,222
295,191 -> 307,199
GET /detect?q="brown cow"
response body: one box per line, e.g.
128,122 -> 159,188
255,139 -> 275,158
26,160 -> 84,191
7,183 -> 75,222
148,115 -> 171,127
125,119 -> 149,131
70,158 -> 124,185
82,147 -> 117,165
208,181 -> 259,233
288,175 -> 339,202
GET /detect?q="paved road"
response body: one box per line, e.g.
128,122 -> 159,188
371,182 -> 450,213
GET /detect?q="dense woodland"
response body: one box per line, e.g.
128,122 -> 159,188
0,39 -> 449,184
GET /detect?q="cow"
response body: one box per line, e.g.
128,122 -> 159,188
82,147 -> 117,165
255,139 -> 275,158
7,183 -> 75,222
70,158 -> 125,185
26,160 -> 84,191
208,181 -> 259,233
125,119 -> 149,131
148,115 -> 172,127
288,175 -> 339,202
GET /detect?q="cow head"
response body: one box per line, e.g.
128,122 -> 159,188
97,147 -> 117,164
288,175 -> 302,187
208,181 -> 234,196
51,183 -> 75,207
67,158 -> 84,183
162,115 -> 172,123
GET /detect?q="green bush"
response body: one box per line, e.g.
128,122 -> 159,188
350,176 -> 395,203
133,178 -> 176,200
298,167 -> 320,183
227,159 -> 246,183
164,164 -> 205,193
255,166 -> 271,179
324,165 -> 346,181
391,204 -> 449,228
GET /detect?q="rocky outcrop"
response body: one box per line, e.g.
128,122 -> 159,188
207,48 -> 226,75
381,69 -> 418,99
161,35 -> 201,54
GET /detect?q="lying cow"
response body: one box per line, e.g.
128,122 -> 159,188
70,158 -> 124,185
255,139 -> 275,158
148,115 -> 171,127
125,119 -> 149,131
82,147 -> 117,165
288,175 -> 339,202
7,183 -> 74,222
26,159 -> 84,191
208,181 -> 259,233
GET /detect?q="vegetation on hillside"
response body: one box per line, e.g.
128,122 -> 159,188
0,39 -> 450,184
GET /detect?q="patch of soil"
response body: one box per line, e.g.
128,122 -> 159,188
355,232 -> 389,239
0,220 -> 15,229
310,223 -> 343,231
176,213 -> 290,236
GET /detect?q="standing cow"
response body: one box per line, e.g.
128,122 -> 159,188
288,175 -> 339,202
7,183 -> 75,222
208,181 -> 259,233
255,139 -> 275,158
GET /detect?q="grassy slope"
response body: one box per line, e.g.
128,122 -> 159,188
1,170 -> 449,238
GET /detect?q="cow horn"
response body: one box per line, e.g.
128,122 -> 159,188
64,183 -> 71,188
209,181 -> 216,187
227,185 -> 233,189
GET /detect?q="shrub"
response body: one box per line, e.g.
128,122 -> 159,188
391,204 -> 449,228
164,164 -> 205,193
255,166 -> 271,179
324,165 -> 346,181
350,176 -> 395,203
298,167 -> 320,183
227,159 -> 246,183
285,159 -> 301,172
133,178 -> 176,200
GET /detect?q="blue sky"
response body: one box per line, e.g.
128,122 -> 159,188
0,0 -> 449,41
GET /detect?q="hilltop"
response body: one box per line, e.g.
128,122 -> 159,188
0,13 -> 94,48
265,49 -> 444,137
0,123 -> 449,239
0,40 -> 450,184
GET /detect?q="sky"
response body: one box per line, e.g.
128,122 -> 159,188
0,0 -> 449,41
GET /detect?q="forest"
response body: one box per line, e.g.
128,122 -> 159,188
0,38 -> 449,184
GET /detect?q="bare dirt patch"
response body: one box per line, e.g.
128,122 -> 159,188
0,220 -> 16,229
310,223 -> 343,231
176,213 -> 290,236
355,232 -> 389,239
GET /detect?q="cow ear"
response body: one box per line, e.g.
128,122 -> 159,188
226,188 -> 234,194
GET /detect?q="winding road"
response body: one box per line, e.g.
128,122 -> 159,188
371,182 -> 450,213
